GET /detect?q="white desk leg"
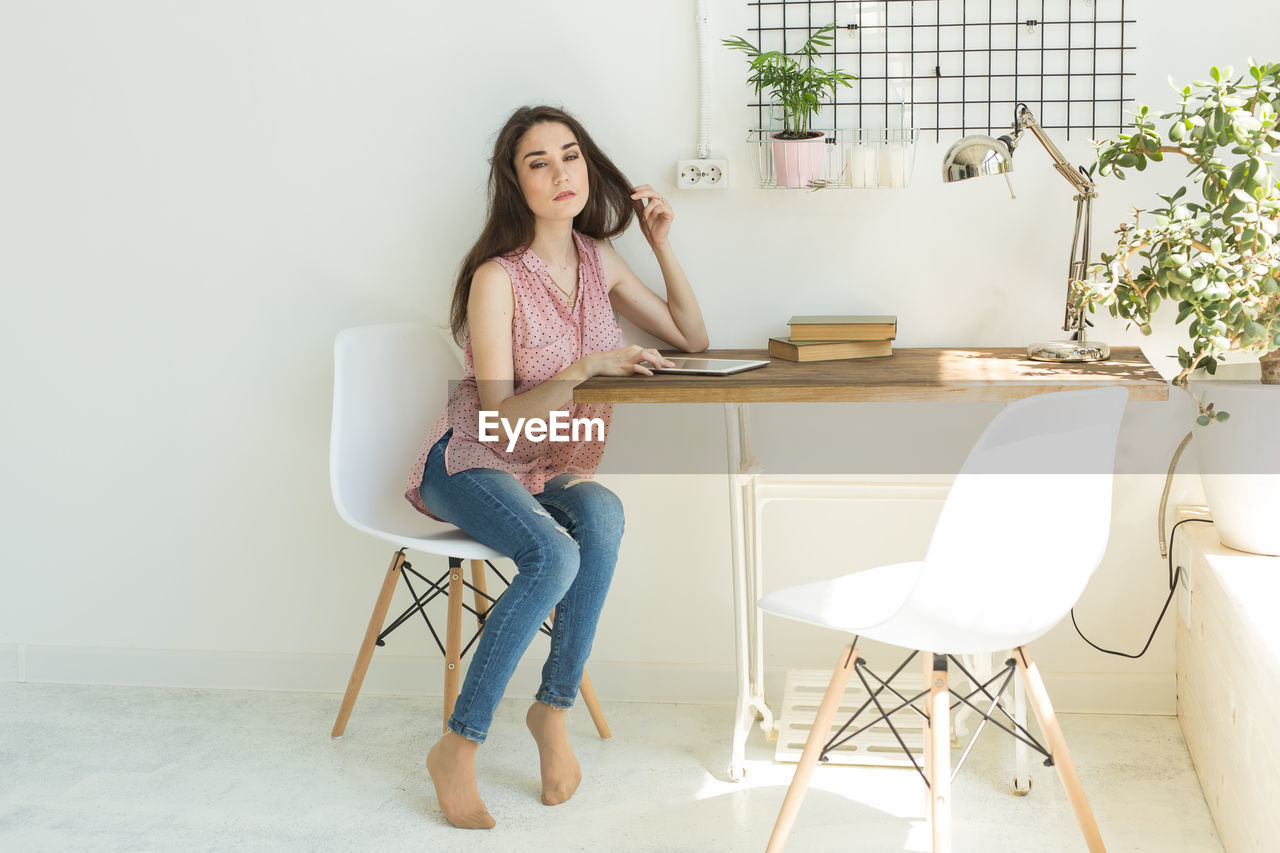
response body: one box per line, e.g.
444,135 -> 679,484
746,459 -> 775,742
968,651 -> 1032,794
952,654 -> 982,745
1013,664 -> 1031,794
724,402 -> 773,781
739,405 -> 775,736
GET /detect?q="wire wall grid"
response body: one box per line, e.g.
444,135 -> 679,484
745,0 -> 1136,141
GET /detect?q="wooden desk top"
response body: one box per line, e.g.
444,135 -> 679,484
573,346 -> 1170,404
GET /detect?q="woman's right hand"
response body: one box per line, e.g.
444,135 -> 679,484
582,345 -> 675,377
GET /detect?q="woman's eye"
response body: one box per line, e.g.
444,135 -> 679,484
529,154 -> 577,170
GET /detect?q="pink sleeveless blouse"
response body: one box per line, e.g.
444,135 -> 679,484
405,230 -> 623,519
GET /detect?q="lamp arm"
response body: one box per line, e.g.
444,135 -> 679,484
1008,105 -> 1097,344
1013,105 -> 1096,199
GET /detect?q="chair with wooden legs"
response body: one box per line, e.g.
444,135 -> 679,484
328,323 -> 611,740
758,386 -> 1128,852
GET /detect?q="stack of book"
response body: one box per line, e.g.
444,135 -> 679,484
768,315 -> 897,362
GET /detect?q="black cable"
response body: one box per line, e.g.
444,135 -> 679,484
1070,518 -> 1215,659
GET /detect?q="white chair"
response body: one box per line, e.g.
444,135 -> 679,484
329,322 -> 611,740
760,386 -> 1128,853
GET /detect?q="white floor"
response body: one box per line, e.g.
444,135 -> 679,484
0,683 -> 1222,852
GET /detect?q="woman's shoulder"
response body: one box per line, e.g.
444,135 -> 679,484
476,256 -> 513,278
577,230 -> 614,260
471,259 -> 515,304
574,229 -> 607,254
584,234 -> 620,284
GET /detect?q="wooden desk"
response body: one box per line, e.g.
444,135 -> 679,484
576,346 -> 1168,781
575,346 -> 1169,404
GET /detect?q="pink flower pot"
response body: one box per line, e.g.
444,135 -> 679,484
770,132 -> 826,188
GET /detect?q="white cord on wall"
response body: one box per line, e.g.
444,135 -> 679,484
695,0 -> 711,158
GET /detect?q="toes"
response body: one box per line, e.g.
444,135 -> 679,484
542,781 -> 580,806
437,797 -> 497,829
447,807 -> 496,829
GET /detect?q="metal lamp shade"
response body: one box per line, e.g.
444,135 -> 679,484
942,135 -> 1013,182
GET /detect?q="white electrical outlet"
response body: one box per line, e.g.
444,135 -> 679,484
677,161 -> 702,188
676,159 -> 729,190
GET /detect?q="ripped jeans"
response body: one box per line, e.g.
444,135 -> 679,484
418,430 -> 624,744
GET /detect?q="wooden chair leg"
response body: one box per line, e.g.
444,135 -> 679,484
578,670 -> 611,739
765,644 -> 858,853
442,558 -> 464,735
332,549 -> 405,738
927,654 -> 952,853
469,559 -> 490,620
545,605 -> 613,740
1015,647 -> 1107,853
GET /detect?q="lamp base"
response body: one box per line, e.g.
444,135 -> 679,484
1027,340 -> 1111,362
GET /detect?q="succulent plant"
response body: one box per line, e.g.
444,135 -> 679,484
1084,60 -> 1280,414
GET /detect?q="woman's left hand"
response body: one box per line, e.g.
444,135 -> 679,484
630,185 -> 673,249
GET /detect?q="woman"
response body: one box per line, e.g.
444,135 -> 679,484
404,105 -> 708,829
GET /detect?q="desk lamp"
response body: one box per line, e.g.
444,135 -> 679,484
942,104 -> 1110,362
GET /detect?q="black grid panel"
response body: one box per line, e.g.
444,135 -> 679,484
746,0 -> 1135,141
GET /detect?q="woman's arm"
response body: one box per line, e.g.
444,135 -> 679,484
602,185 -> 710,353
469,261 -> 671,439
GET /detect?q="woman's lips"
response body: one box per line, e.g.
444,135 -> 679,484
554,191 -> 576,201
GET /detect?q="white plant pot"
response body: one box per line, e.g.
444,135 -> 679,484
770,133 -> 826,188
1188,363 -> 1280,555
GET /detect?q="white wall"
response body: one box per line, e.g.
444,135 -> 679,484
2,1 -> 1275,712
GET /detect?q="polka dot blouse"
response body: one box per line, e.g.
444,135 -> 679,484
405,230 -> 623,519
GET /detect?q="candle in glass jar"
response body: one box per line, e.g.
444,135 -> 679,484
847,144 -> 877,187
879,144 -> 908,188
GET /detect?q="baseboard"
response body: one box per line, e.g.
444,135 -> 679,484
1039,671 -> 1175,715
11,644 -> 1174,714
14,644 -> 741,704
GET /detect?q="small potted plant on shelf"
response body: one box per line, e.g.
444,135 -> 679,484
1082,59 -> 1280,555
724,24 -> 856,189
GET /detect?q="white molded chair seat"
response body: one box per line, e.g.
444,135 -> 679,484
759,560 -> 924,639
343,499 -> 505,564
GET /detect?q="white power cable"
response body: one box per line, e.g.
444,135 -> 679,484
695,0 -> 711,159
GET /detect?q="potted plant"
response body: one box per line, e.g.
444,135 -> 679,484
1083,59 -> 1280,554
724,24 -> 856,188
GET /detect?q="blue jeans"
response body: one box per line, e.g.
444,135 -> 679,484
418,430 -> 624,744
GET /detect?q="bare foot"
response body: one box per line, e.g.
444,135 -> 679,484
526,702 -> 582,805
425,732 -> 495,829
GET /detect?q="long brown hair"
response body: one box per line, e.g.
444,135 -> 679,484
448,105 -> 636,343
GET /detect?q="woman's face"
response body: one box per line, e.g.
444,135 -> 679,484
513,121 -> 589,223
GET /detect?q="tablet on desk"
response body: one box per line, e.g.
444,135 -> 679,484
645,357 -> 770,376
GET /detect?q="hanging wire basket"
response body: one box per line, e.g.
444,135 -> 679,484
748,128 -> 920,190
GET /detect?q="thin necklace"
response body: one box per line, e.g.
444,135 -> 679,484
540,249 -> 578,309
552,278 -> 577,311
